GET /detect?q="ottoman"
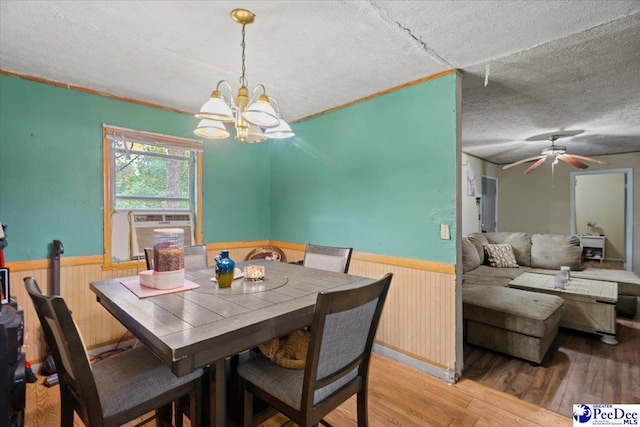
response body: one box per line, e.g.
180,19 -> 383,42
463,286 -> 565,364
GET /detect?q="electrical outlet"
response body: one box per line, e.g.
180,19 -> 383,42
440,224 -> 450,240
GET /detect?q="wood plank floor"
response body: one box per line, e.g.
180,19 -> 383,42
581,260 -> 625,270
463,309 -> 640,419
24,353 -> 570,426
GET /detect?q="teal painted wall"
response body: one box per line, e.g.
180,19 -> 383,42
0,75 -> 270,261
202,140 -> 270,243
271,74 -> 457,263
0,73 -> 457,264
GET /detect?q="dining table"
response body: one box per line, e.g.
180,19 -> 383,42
90,259 -> 377,426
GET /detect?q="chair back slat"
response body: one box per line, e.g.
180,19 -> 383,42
184,245 -> 208,270
302,273 -> 392,407
303,244 -> 353,273
145,245 -> 207,271
316,298 -> 377,380
144,247 -> 154,270
24,277 -> 101,417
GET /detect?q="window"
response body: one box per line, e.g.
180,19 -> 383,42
111,138 -> 194,210
103,125 -> 203,267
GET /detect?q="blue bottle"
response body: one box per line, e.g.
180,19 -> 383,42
214,250 -> 235,288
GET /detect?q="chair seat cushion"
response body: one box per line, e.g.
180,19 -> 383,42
238,354 -> 356,409
93,346 -> 202,421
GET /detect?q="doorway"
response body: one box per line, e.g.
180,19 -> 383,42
570,168 -> 633,271
480,176 -> 497,233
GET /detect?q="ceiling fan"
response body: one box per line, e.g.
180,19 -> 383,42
503,133 -> 610,174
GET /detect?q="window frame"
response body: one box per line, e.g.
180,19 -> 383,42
102,125 -> 203,269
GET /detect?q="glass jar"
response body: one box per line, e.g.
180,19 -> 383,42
152,228 -> 185,272
560,266 -> 571,285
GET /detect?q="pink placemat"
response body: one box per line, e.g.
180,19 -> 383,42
121,278 -> 200,299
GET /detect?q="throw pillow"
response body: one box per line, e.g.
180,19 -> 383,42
462,237 -> 482,273
468,233 -> 489,264
483,243 -> 519,268
483,232 -> 532,266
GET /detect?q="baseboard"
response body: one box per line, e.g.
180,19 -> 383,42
373,343 -> 456,384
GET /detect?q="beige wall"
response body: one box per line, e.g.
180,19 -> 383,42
460,153 -> 501,236
576,173 -> 625,260
497,152 -> 639,274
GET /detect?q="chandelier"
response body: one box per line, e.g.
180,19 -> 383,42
194,9 -> 294,143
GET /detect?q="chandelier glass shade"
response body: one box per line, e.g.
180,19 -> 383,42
194,9 -> 294,143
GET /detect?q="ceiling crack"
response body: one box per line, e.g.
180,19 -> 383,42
392,19 -> 452,68
364,0 -> 453,68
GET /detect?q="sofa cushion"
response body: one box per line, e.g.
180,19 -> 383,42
462,237 -> 482,273
483,243 -> 519,268
462,275 -> 513,288
468,233 -> 489,265
464,265 -> 531,281
531,234 -> 583,270
483,232 -> 532,266
463,286 -> 565,338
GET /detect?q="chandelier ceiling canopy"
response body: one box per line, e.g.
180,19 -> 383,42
194,9 -> 294,143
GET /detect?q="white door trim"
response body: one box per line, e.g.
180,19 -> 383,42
570,168 -> 633,271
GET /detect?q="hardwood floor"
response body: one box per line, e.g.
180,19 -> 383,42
581,259 -> 625,270
24,353 -> 570,426
463,308 -> 640,419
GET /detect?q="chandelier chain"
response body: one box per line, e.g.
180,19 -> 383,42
240,23 -> 248,87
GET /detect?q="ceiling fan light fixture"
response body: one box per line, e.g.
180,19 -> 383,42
503,132 -> 608,176
541,145 -> 566,156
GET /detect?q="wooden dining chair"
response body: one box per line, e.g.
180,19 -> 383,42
24,276 -> 203,427
238,273 -> 393,427
184,244 -> 208,270
303,243 -> 353,273
144,247 -> 154,270
245,246 -> 287,263
145,245 -> 208,271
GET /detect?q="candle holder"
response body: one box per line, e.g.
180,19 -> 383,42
244,265 -> 265,282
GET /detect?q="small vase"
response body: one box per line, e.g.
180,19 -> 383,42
214,250 -> 235,288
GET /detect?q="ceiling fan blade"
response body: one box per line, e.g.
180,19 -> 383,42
558,154 -> 588,169
566,154 -> 610,165
524,157 -> 547,175
502,155 -> 545,170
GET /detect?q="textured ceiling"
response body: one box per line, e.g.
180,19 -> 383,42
1,1 -> 639,165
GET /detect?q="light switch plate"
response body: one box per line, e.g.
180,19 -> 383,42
440,224 -> 450,240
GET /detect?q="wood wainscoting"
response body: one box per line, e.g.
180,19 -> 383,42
8,241 -> 458,381
275,241 -> 458,379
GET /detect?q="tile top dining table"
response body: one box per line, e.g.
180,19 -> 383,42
90,259 -> 375,425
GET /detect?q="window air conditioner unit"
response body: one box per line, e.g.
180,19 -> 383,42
129,211 -> 195,258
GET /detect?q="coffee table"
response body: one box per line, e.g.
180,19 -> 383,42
508,272 -> 618,345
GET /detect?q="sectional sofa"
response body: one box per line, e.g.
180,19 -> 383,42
462,231 -> 640,363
